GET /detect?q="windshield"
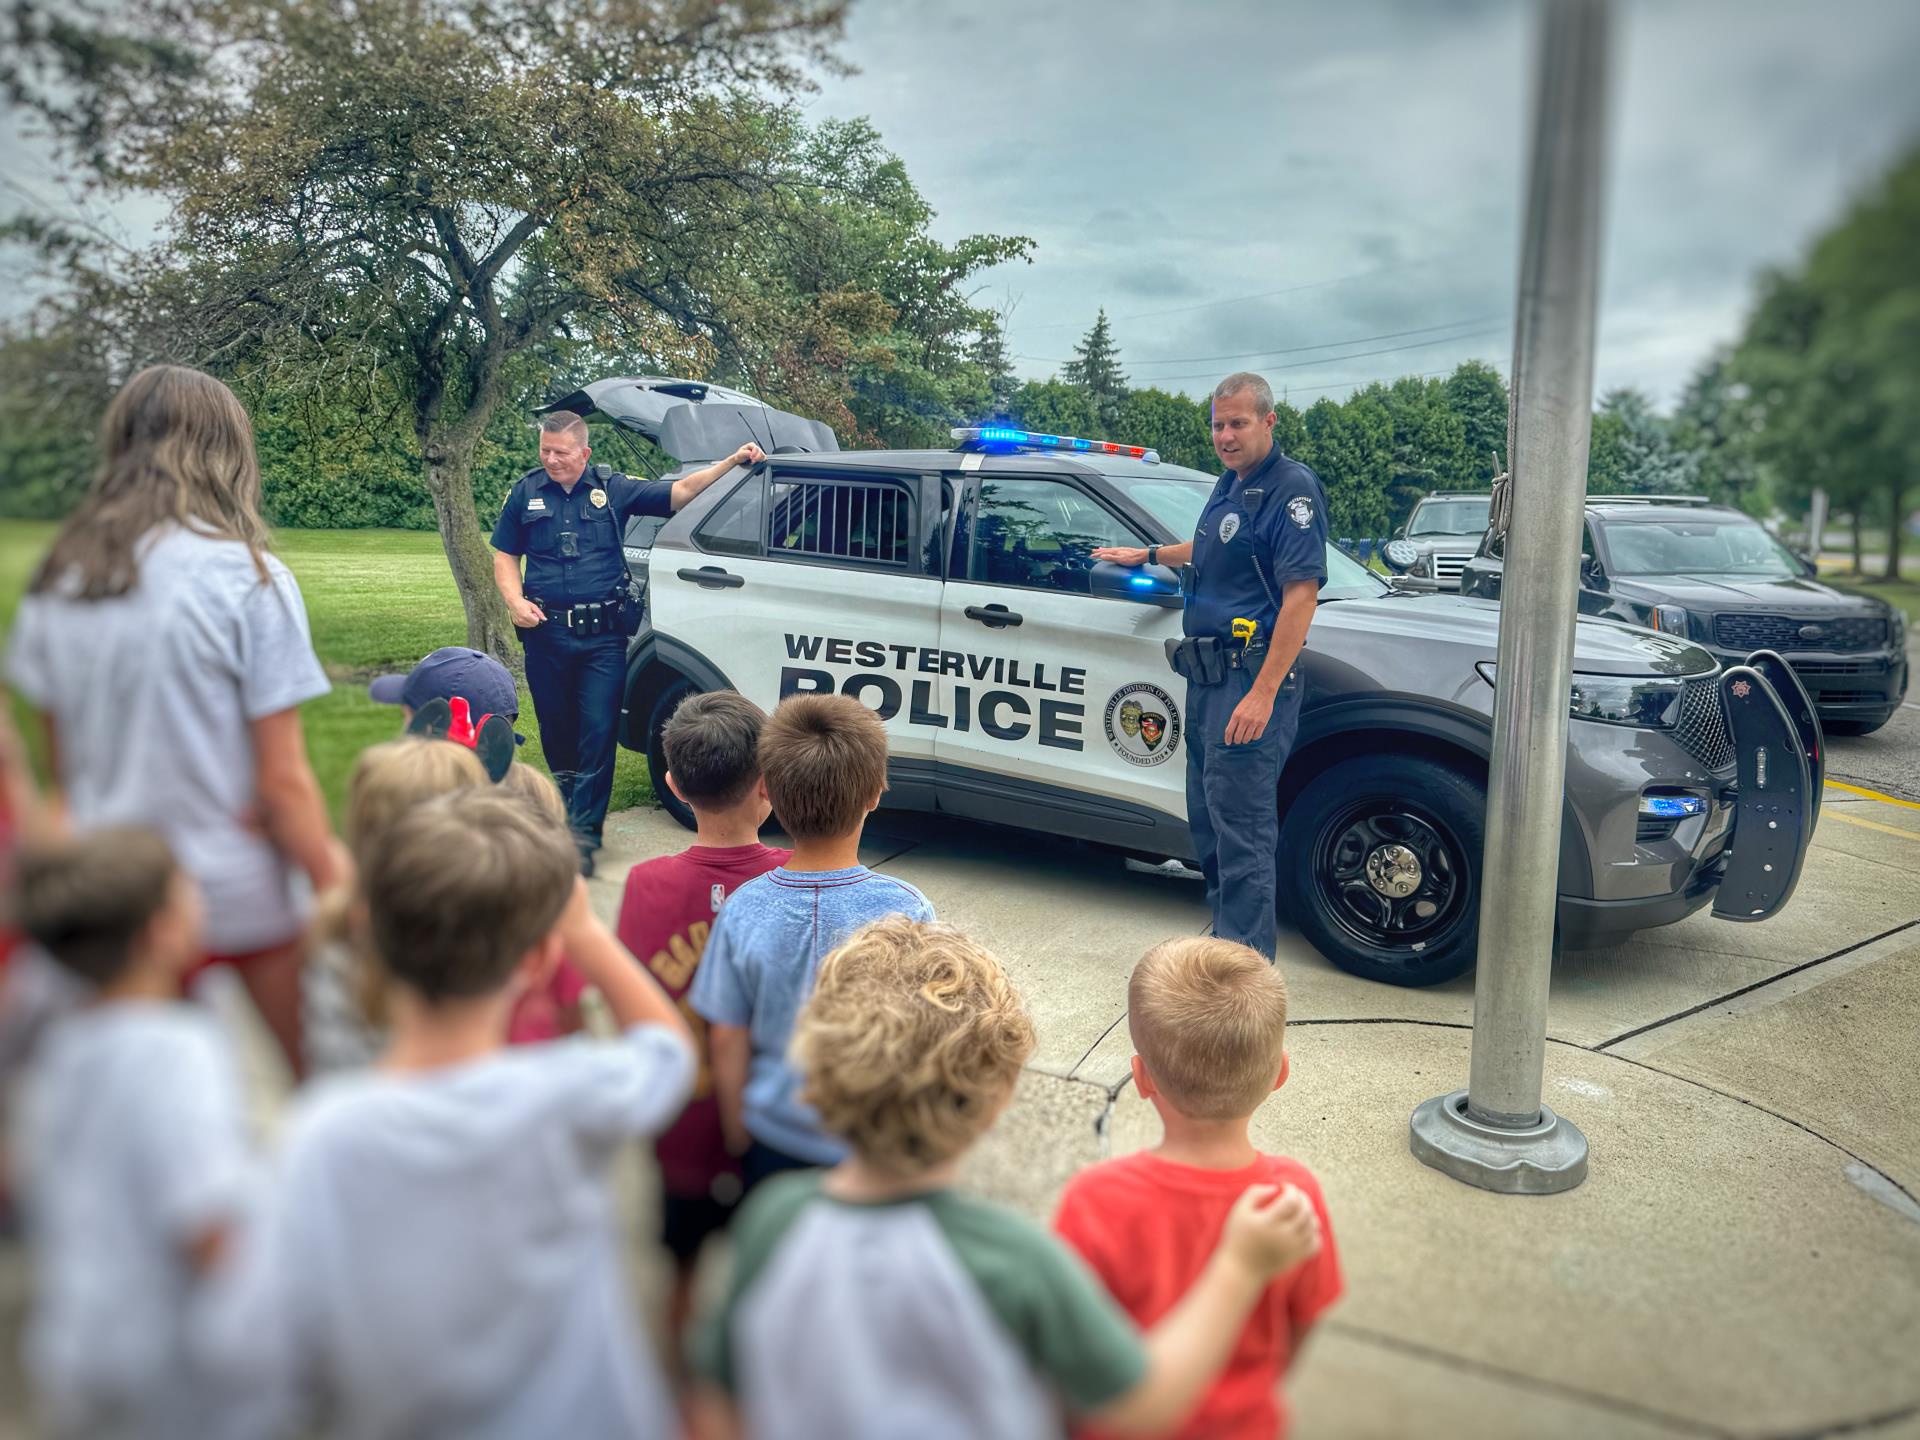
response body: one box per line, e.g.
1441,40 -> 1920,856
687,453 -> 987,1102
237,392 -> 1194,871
1103,468 -> 1386,600
1407,498 -> 1491,537
1601,518 -> 1802,578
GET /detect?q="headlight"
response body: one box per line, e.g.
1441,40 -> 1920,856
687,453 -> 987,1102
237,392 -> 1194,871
1890,609 -> 1906,650
1649,603 -> 1689,637
1411,553 -> 1432,578
1475,663 -> 1685,729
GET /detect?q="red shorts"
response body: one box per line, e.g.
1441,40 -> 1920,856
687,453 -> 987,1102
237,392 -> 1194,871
181,938 -> 300,992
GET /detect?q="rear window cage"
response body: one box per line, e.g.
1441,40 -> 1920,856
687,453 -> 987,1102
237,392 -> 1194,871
693,469 -> 919,572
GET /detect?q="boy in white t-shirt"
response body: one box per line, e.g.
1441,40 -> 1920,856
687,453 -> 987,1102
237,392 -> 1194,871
13,826 -> 262,1440
207,788 -> 696,1439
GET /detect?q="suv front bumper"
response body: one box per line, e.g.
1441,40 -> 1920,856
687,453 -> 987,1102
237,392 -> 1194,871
1697,643 -> 1907,722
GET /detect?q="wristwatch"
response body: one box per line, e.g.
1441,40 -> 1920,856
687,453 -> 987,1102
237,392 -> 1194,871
1146,545 -> 1159,567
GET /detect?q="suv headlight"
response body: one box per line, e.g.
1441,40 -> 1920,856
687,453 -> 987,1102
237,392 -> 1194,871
1649,603 -> 1689,638
1410,552 -> 1432,578
1475,663 -> 1684,729
1890,608 -> 1906,650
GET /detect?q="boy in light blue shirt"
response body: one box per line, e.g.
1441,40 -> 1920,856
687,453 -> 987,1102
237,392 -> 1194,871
691,694 -> 933,1189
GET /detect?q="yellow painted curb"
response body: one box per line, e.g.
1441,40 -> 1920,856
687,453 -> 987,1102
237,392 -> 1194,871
1823,811 -> 1920,844
1823,779 -> 1920,812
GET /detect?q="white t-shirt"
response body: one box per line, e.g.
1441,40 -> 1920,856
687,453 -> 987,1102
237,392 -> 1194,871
16,1002 -> 260,1439
6,524 -> 332,952
206,1024 -> 697,1439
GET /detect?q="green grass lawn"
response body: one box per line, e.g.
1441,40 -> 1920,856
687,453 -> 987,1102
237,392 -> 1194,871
1815,555 -> 1920,625
2,521 -> 653,821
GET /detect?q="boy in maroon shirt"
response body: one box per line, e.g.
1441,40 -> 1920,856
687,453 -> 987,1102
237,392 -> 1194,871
1055,938 -> 1341,1440
615,691 -> 788,1362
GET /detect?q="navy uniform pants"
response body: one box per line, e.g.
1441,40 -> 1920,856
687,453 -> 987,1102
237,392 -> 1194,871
1185,666 -> 1303,960
521,622 -> 625,853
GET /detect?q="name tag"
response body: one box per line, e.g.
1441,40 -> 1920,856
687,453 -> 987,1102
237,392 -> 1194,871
526,498 -> 547,513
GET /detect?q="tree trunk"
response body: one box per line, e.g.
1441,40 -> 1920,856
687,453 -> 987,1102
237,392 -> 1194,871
421,429 -> 519,671
1887,478 -> 1906,582
1851,507 -> 1864,576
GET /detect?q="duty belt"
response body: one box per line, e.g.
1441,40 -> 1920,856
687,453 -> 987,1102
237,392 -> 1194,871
531,596 -> 623,636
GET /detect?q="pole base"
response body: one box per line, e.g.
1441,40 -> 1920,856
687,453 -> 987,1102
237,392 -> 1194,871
1409,1089 -> 1589,1195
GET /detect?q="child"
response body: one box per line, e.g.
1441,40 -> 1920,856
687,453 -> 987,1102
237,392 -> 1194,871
688,693 -> 932,1188
498,761 -> 589,1044
1054,938 -> 1343,1440
12,827 -> 259,1439
691,918 -> 1323,1440
300,737 -> 489,1074
616,690 -> 789,1353
207,788 -> 696,1437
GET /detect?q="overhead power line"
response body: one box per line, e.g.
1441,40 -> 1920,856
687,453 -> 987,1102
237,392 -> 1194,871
1016,314 -> 1508,369
1128,326 -> 1510,391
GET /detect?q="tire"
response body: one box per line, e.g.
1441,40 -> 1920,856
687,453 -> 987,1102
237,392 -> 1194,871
1822,713 -> 1893,737
1278,753 -> 1485,987
645,678 -> 699,831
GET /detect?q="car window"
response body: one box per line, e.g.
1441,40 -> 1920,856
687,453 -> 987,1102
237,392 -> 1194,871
970,477 -> 1144,592
1602,518 -> 1799,578
1407,498 -> 1491,537
693,473 -> 764,556
1321,542 -> 1387,600
767,474 -> 914,569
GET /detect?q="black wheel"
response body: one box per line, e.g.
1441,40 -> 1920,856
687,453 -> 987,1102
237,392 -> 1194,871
646,679 -> 699,831
1823,713 -> 1893,737
1278,754 -> 1485,986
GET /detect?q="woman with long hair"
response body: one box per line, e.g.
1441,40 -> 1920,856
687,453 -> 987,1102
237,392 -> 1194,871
6,364 -> 341,1074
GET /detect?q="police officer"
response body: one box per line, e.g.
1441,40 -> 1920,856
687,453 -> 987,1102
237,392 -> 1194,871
491,410 -> 763,874
1093,371 -> 1327,959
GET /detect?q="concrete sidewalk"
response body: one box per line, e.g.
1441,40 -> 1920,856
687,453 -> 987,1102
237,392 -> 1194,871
590,784 -> 1920,1438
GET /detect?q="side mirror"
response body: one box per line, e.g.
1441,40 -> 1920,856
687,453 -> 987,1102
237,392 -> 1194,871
1090,559 -> 1183,609
1381,540 -> 1420,574
1579,552 -> 1606,586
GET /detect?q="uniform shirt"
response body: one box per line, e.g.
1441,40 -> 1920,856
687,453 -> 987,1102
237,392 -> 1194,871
1184,448 -> 1330,643
488,467 -> 673,606
688,864 -> 935,1164
1055,1152 -> 1343,1440
203,1024 -> 696,1440
17,1002 -> 260,1440
617,841 -> 792,1198
6,523 -> 333,952
694,1172 -> 1149,1440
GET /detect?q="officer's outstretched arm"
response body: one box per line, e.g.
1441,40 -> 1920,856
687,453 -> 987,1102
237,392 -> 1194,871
670,441 -> 766,511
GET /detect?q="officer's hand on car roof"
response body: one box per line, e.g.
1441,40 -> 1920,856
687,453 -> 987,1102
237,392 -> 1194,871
730,442 -> 766,468
1091,545 -> 1149,567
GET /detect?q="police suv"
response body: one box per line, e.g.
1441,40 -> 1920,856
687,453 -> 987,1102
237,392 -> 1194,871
546,378 -> 1819,989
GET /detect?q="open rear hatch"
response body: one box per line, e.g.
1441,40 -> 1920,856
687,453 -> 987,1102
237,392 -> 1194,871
538,377 -> 838,464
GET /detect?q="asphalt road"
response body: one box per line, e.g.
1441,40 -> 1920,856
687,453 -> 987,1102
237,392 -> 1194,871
1823,637 -> 1920,802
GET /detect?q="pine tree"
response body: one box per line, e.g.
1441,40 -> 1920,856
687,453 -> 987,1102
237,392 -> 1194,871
1062,309 -> 1129,433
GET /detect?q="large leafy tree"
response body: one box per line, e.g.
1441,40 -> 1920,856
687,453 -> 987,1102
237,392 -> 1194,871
6,0 -> 853,658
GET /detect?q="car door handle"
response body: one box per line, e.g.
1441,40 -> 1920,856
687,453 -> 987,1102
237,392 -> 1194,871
964,604 -> 1022,628
677,566 -> 744,590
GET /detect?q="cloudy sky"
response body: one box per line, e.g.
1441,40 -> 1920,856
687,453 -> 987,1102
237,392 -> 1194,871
802,0 -> 1920,408
3,0 -> 1915,410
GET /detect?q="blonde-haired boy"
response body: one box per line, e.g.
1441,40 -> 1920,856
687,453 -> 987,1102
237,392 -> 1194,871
693,918 -> 1321,1440
1055,938 -> 1342,1440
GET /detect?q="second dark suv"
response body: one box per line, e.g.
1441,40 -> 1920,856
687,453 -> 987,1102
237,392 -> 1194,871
1461,497 -> 1908,734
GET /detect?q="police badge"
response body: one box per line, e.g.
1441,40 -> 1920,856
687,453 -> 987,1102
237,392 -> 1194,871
1287,497 -> 1314,529
590,487 -> 608,508
1218,513 -> 1242,543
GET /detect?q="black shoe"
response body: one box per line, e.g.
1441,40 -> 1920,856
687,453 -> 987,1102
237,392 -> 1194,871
578,848 -> 596,878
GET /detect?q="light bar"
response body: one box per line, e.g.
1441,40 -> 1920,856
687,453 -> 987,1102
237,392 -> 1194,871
952,425 -> 1160,463
1638,793 -> 1706,819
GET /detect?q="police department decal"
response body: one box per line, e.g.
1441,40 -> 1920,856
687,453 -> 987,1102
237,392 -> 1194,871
1218,513 -> 1242,543
1287,497 -> 1314,529
1105,684 -> 1181,767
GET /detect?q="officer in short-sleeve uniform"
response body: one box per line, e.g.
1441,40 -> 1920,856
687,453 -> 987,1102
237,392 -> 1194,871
1182,446 -> 1329,958
491,462 -> 673,869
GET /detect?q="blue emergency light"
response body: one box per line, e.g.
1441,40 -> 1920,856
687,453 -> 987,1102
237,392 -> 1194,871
1637,793 -> 1705,819
953,426 -> 1160,463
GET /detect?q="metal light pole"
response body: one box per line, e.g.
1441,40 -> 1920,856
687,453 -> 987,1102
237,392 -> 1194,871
1408,0 -> 1612,1194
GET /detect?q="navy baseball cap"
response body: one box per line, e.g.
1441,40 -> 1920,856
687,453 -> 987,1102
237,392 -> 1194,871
369,648 -> 520,730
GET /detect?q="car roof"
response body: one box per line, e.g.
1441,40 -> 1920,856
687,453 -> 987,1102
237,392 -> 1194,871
759,449 -> 1217,484
1585,498 -> 1745,523
1416,491 -> 1493,501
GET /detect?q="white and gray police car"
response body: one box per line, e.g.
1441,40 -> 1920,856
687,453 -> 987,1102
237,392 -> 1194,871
543,377 -> 1819,989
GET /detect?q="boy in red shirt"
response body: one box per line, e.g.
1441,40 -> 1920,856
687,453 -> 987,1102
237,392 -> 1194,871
615,691 -> 788,1362
1055,938 -> 1341,1439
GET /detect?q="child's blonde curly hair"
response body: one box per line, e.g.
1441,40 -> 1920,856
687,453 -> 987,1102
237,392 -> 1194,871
795,917 -> 1035,1175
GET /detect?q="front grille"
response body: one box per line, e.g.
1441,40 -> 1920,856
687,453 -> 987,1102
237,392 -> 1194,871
1790,659 -> 1882,676
1673,676 -> 1735,772
1816,690 -> 1884,706
1714,612 -> 1888,652
1431,552 -> 1473,580
1636,818 -> 1678,845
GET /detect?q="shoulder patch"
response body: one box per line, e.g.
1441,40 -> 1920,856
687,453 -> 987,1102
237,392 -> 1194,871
1287,496 -> 1315,529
